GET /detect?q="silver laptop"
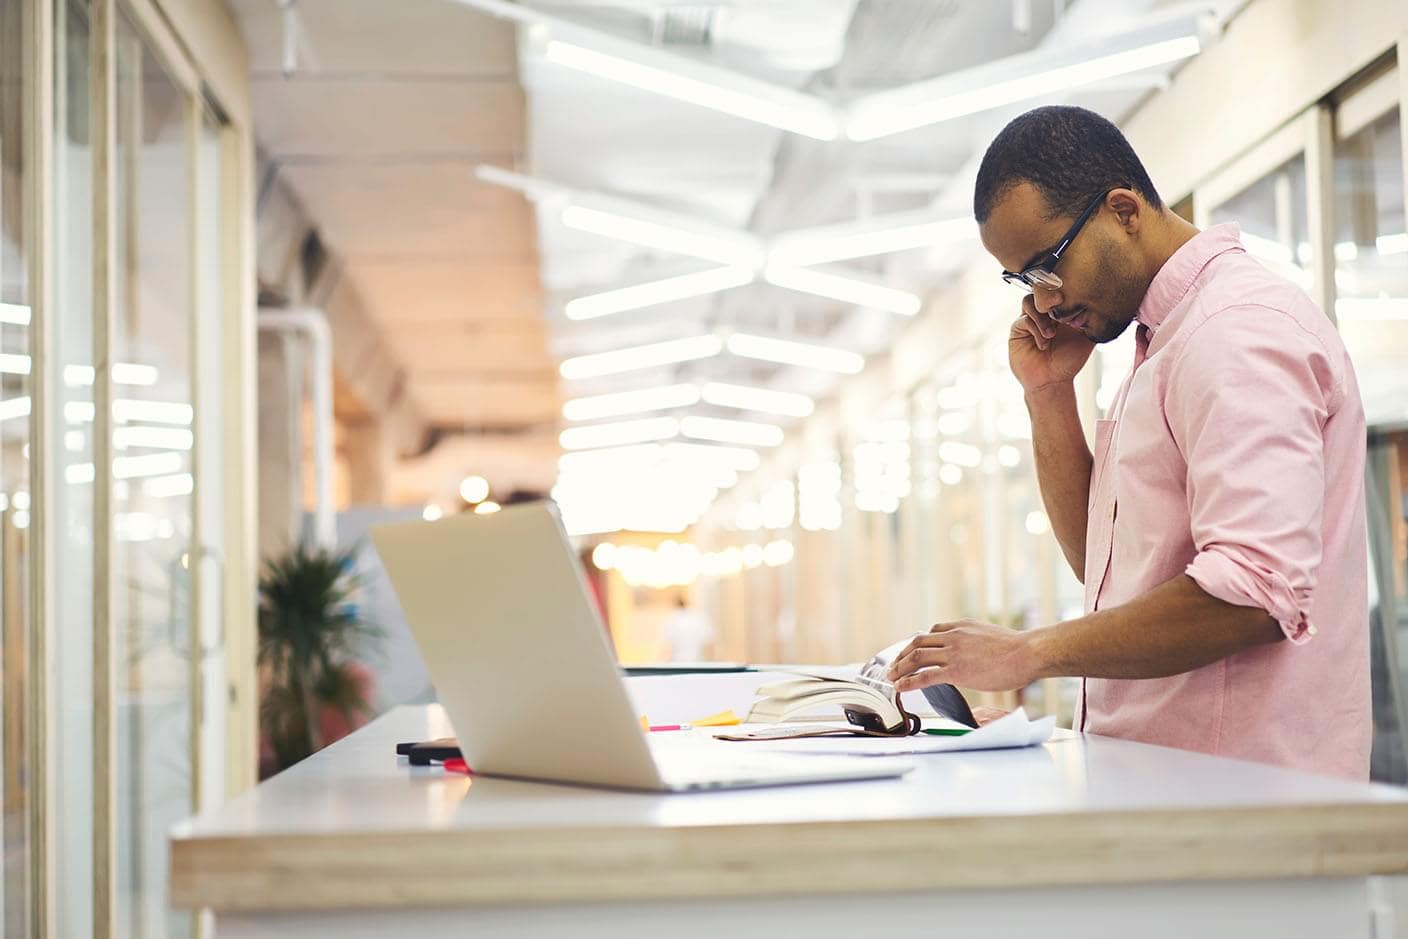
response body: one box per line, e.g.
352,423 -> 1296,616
371,502 -> 912,792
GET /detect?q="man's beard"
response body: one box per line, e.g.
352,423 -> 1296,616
1088,309 -> 1137,344
1086,238 -> 1145,343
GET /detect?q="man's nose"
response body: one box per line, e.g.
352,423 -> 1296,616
1032,284 -> 1063,315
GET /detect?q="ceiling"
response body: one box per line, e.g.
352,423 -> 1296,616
231,0 -> 1240,532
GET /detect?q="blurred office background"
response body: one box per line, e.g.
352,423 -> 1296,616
0,0 -> 1405,933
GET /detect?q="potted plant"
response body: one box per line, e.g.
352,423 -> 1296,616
258,543 -> 378,775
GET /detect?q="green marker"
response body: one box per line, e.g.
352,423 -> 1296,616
923,728 -> 973,736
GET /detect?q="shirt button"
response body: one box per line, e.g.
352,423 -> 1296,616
1308,625 -> 1318,637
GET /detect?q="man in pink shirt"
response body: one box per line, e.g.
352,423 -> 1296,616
887,106 -> 1369,779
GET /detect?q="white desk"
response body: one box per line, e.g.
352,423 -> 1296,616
171,703 -> 1408,938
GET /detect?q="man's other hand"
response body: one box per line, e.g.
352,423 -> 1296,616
887,619 -> 1039,693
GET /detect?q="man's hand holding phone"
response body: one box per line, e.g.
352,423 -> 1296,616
1008,294 -> 1095,394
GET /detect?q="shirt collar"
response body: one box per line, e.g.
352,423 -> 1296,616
1136,222 -> 1245,335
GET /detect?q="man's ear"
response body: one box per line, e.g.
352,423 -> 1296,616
1107,188 -> 1142,232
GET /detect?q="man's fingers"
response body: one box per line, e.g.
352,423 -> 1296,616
1020,295 -> 1057,341
894,666 -> 949,693
1022,295 -> 1056,335
888,646 -> 947,681
1011,313 -> 1049,352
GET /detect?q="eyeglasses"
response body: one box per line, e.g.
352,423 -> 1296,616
1000,189 -> 1111,293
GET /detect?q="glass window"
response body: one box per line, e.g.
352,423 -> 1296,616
0,0 -> 31,927
194,107 -> 226,809
113,12 -> 195,937
1209,154 -> 1314,294
0,0 -> 33,930
54,0 -> 95,934
1333,107 -> 1407,426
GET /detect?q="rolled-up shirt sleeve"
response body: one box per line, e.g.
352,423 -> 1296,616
1163,305 -> 1340,644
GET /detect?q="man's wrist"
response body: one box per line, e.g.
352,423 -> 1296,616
1020,624 -> 1063,682
1022,379 -> 1077,409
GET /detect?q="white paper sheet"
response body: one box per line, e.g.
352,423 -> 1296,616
735,708 -> 1056,756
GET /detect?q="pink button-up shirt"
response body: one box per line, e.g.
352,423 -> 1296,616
1078,223 -> 1369,779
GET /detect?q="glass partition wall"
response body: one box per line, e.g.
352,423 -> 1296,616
46,0 -> 243,932
54,0 -> 96,933
112,11 -> 195,935
0,0 -> 33,933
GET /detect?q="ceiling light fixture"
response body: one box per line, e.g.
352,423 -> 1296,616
763,265 -> 922,316
562,384 -> 701,422
768,215 -> 977,267
112,399 -> 193,426
725,332 -> 865,374
112,451 -> 185,480
560,205 -> 761,267
0,303 -> 31,326
559,335 -> 724,379
845,23 -> 1203,141
700,382 -> 814,418
564,266 -> 755,320
0,396 -> 31,422
680,415 -> 785,448
559,417 -> 681,451
542,38 -> 839,141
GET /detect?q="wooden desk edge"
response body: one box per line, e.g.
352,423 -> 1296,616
170,802 -> 1408,912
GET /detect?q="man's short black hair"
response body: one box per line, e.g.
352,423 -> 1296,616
973,105 -> 1163,223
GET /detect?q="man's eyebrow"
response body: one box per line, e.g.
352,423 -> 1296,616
1017,241 -> 1056,272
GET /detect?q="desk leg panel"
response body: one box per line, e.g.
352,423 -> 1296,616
213,877 -> 1371,939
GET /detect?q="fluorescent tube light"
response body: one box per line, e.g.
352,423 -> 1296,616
112,399 -> 194,426
473,164 -> 570,204
565,266 -> 755,320
1377,233 -> 1408,256
558,443 -> 665,472
561,205 -> 761,267
64,363 -> 162,387
680,415 -> 784,448
560,335 -> 723,380
65,463 -> 96,485
726,332 -> 864,374
0,353 -> 30,375
543,39 -> 839,141
763,265 -> 921,316
142,473 -> 194,498
768,216 -> 976,267
0,396 -> 31,422
113,451 -> 185,480
563,384 -> 701,422
0,303 -> 31,326
700,382 -> 814,418
664,442 -> 761,472
559,417 -> 681,451
112,363 -> 158,386
114,426 -> 194,451
65,402 -> 96,423
846,29 -> 1201,141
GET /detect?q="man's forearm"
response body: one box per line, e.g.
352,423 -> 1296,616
1026,382 -> 1093,580
1025,574 -> 1284,681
